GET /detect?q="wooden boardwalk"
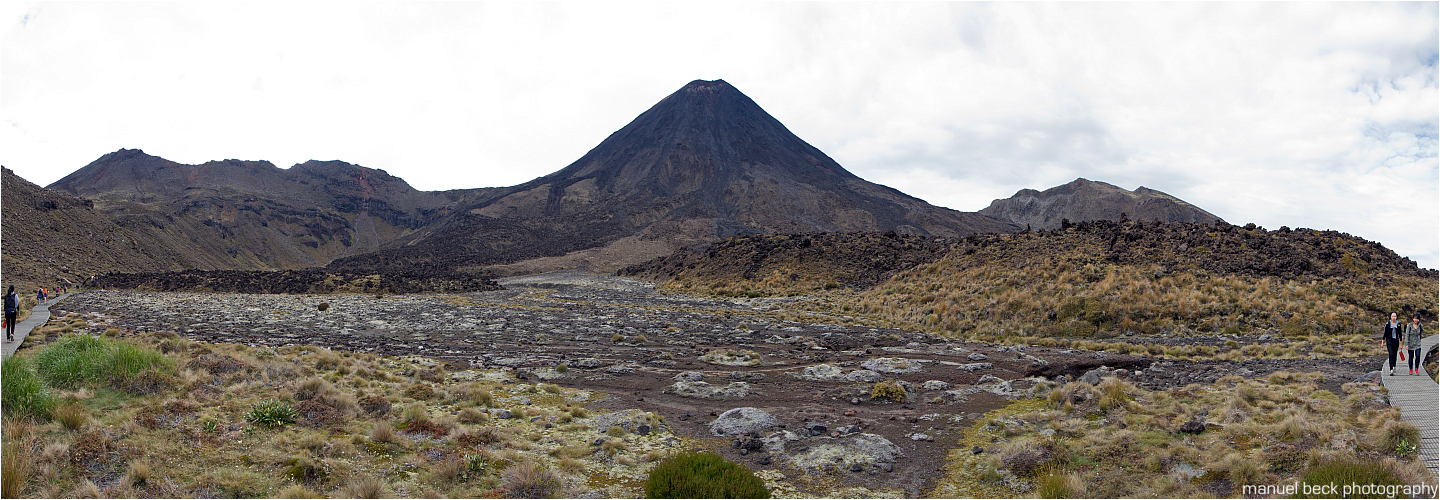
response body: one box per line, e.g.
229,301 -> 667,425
1382,334 -> 1439,475
2,292 -> 72,358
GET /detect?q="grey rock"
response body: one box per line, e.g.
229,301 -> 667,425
790,364 -> 845,381
844,370 -> 883,383
674,371 -> 705,382
921,380 -> 951,391
860,357 -> 925,374
968,352 -> 988,361
665,380 -> 754,400
710,407 -> 778,437
957,363 -> 993,372
788,433 -> 902,472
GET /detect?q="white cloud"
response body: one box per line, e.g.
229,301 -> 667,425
2,2 -> 1435,268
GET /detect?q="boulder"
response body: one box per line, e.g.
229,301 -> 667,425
665,380 -> 754,400
788,433 -> 902,472
710,407 -> 778,437
957,363 -> 993,372
791,364 -> 845,381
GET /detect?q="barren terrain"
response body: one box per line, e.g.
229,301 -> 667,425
53,272 -> 1385,496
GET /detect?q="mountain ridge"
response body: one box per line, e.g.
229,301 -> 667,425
979,177 -> 1223,230
327,79 -> 1020,274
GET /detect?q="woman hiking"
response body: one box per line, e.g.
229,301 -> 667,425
4,285 -> 18,342
1405,313 -> 1425,376
1383,312 -> 1403,376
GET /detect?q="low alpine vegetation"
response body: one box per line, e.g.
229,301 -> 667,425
0,313 -> 692,498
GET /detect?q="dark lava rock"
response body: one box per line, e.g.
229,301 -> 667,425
93,269 -> 500,294
1177,419 -> 1207,434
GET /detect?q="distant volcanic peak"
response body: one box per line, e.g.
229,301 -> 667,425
681,79 -> 733,92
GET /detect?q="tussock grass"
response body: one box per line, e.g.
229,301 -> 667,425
34,334 -> 175,394
340,475 -> 389,499
52,400 -> 86,431
932,369 -> 1427,498
499,461 -> 560,499
2,355 -> 55,421
682,227 -> 1440,361
0,326 -> 703,499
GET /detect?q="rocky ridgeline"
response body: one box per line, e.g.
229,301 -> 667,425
90,269 -> 501,295
619,232 -> 956,289
1003,219 -> 1436,280
622,221 -> 1435,293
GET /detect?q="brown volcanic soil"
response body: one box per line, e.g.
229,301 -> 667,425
1,167 -> 190,287
53,272 -> 1383,496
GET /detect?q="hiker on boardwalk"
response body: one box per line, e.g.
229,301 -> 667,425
4,285 -> 17,342
1383,312 -> 1403,376
1405,313 -> 1425,376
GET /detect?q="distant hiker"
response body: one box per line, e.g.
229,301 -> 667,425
4,285 -> 18,342
1383,312 -> 1402,376
1405,313 -> 1425,376
37,288 -> 46,305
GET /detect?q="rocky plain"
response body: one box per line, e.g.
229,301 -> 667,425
47,271 -> 1388,497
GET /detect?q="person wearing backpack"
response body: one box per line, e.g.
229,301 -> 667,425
4,285 -> 18,342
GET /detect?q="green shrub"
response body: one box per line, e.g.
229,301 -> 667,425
871,380 -> 906,402
1,356 -> 54,421
645,451 -> 770,499
1294,458 -> 1405,498
245,399 -> 298,428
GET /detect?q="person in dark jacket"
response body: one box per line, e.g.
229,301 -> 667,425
1405,313 -> 1425,376
4,285 -> 18,342
1383,312 -> 1403,376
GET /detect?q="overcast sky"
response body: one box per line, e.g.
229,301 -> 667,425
3,2 -> 1437,269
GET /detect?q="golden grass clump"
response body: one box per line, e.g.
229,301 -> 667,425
499,461 -> 561,499
52,400 -> 87,431
339,475 -> 389,499
369,422 -> 399,444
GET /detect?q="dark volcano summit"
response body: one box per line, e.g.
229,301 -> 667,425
331,79 -> 1017,273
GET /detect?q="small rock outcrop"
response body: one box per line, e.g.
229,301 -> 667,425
710,407 -> 778,437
